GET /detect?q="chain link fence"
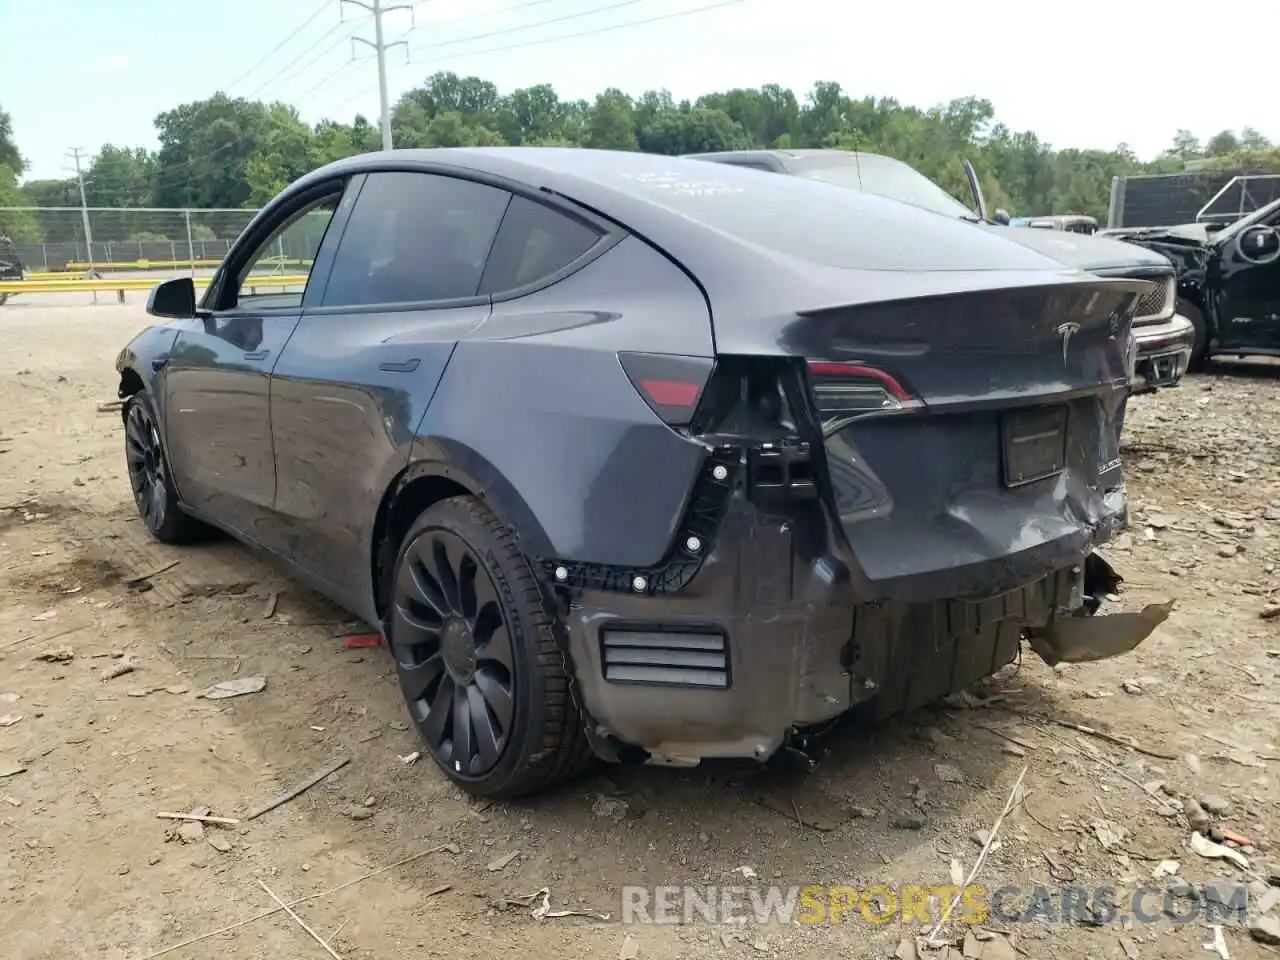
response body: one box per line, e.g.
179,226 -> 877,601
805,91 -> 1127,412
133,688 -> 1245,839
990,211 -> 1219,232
0,207 -> 259,272
1106,169 -> 1280,229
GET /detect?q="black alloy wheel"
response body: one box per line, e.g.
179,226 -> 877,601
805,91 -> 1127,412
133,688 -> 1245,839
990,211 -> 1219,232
125,398 -> 168,528
387,497 -> 594,797
123,393 -> 207,544
394,527 -> 516,777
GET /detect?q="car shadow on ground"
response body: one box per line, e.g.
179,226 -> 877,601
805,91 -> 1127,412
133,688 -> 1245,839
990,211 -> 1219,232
1200,356 -> 1280,380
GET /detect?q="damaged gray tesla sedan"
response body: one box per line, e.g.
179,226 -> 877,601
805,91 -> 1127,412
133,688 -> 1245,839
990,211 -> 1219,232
116,148 -> 1171,798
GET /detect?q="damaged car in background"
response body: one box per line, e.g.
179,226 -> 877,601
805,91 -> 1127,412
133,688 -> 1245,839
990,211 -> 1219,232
1102,197 -> 1280,367
116,148 -> 1173,798
686,149 -> 1195,396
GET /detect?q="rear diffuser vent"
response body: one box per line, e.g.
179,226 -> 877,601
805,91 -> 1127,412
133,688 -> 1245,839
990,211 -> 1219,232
600,626 -> 730,689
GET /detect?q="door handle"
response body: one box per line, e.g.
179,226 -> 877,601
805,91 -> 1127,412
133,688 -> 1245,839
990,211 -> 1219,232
244,350 -> 270,361
379,358 -> 421,373
151,358 -> 168,372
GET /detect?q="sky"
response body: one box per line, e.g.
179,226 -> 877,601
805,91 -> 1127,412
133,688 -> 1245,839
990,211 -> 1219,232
3,0 -> 1278,183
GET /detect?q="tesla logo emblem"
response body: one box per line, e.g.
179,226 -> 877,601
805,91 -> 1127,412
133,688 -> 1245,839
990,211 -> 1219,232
1056,322 -> 1080,364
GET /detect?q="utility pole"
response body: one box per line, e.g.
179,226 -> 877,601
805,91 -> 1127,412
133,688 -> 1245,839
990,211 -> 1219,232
341,0 -> 412,151
66,147 -> 98,288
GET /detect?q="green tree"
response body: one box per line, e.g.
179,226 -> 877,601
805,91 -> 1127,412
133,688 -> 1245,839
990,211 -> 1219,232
584,89 -> 638,151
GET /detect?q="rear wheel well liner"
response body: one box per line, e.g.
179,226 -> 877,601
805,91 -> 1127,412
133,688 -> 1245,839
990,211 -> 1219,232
369,458 -> 552,622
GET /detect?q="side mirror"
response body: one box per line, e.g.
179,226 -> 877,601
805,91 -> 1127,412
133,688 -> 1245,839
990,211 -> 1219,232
993,208 -> 1011,226
147,277 -> 197,319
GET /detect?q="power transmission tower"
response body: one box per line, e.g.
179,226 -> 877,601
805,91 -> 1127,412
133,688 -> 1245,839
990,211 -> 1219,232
65,147 -> 98,283
341,0 -> 412,151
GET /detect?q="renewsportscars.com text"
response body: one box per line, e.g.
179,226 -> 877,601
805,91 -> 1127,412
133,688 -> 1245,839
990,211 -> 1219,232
620,884 -> 1249,926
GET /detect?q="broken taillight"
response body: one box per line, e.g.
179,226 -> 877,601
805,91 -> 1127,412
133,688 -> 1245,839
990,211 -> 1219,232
618,352 -> 714,427
806,360 -> 921,429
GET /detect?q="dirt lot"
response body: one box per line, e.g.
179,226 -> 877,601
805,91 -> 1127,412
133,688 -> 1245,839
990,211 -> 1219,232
1,298 -> 1279,960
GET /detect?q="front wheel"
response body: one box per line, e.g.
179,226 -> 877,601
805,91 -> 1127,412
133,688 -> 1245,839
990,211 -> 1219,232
386,496 -> 594,797
123,393 -> 209,544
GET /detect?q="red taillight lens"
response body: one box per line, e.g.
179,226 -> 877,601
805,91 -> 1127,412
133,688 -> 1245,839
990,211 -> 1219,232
618,352 -> 714,427
806,360 -> 920,428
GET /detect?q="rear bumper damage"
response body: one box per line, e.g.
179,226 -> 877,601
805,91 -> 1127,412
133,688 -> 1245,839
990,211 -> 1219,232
554,447 -> 1171,767
1130,313 -> 1195,394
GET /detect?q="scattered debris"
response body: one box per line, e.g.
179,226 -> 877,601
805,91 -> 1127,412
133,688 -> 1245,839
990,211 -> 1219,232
399,751 -> 420,766
592,794 -> 629,820
891,814 -> 927,831
0,758 -> 26,778
35,648 -> 73,663
244,754 -> 351,821
497,887 -> 611,921
924,765 -> 1027,946
1191,831 -> 1249,870
31,608 -> 57,622
343,634 -> 382,650
1249,915 -> 1280,946
157,811 -> 239,825
753,777 -> 851,831
935,763 -> 964,784
101,656 -> 137,681
0,714 -> 22,728
1051,719 -> 1176,760
487,850 -> 521,872
124,560 -> 180,590
199,676 -> 266,700
0,693 -> 17,704
177,820 -> 205,844
1091,819 -> 1125,851
261,591 -> 279,619
207,834 -> 232,853
1200,795 -> 1232,816
257,879 -> 345,960
1260,604 -> 1280,621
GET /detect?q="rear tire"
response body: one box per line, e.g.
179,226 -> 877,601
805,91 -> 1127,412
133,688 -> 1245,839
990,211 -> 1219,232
123,392 -> 209,544
386,495 -> 594,798
1178,298 -> 1210,371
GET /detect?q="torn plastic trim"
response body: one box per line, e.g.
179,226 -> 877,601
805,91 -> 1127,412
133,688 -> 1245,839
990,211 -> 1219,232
537,445 -> 736,595
1025,600 -> 1173,666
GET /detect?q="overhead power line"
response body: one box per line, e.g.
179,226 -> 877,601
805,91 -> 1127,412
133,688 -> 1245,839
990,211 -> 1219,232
225,0 -> 335,91
416,0 -> 649,52
423,0 -> 747,62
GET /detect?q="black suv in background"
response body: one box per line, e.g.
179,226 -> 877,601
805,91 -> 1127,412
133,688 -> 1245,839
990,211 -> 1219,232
686,150 -> 1195,395
0,235 -> 23,281
1102,198 -> 1280,367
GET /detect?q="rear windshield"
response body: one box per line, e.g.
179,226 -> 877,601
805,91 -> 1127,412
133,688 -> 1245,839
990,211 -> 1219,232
603,159 -> 1059,272
793,154 -> 976,220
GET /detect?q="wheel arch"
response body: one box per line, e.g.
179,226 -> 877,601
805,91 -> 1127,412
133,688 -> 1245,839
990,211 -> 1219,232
368,446 -> 556,622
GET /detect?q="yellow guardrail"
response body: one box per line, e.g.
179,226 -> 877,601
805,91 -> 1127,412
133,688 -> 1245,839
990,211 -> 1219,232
56,256 -> 312,272
0,274 -> 311,304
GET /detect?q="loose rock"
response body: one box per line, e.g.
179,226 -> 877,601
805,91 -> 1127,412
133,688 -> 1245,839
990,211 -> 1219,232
1249,915 -> 1280,945
1200,794 -> 1231,816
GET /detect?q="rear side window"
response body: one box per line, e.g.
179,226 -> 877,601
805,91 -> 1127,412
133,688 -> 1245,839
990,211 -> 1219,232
323,172 -> 511,307
479,196 -> 602,295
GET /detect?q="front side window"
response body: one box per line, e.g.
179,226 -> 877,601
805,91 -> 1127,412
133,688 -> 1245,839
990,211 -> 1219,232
324,172 -> 512,307
234,194 -> 340,310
